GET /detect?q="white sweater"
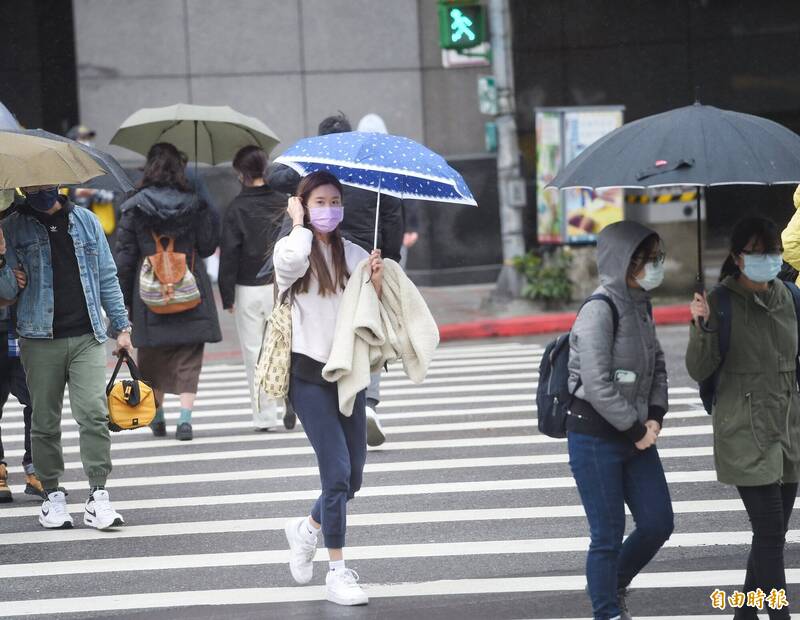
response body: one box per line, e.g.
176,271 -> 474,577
273,226 -> 369,364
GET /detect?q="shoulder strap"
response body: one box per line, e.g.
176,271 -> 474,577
581,293 -> 620,337
714,285 -> 733,365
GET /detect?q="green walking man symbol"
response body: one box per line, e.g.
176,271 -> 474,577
449,8 -> 476,42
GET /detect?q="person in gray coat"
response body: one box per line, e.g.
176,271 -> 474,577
566,220 -> 674,620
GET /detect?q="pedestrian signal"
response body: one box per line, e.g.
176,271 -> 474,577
438,1 -> 486,50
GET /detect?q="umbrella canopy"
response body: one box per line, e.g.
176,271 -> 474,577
0,132 -> 105,190
110,103 -> 281,164
546,102 -> 800,331
2,128 -> 134,193
0,101 -> 20,131
273,132 -> 478,206
548,103 -> 800,191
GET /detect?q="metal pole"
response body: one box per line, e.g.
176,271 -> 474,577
373,176 -> 382,251
489,0 -> 526,298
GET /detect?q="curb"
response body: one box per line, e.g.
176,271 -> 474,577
438,304 -> 691,342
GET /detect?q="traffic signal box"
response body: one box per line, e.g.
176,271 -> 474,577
438,0 -> 487,50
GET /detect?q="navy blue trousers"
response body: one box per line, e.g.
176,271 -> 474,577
289,375 -> 367,549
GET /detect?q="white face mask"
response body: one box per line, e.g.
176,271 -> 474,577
635,261 -> 665,291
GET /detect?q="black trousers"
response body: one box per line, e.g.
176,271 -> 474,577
734,481 -> 798,620
0,336 -> 33,467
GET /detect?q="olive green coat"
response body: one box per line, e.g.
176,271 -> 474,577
686,276 -> 800,486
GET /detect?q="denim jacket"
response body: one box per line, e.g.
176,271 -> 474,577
0,203 -> 129,341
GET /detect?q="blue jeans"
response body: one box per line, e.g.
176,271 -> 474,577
568,431 -> 674,620
289,375 -> 367,549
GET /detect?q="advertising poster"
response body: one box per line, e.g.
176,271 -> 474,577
535,107 -> 624,245
535,111 -> 563,244
563,110 -> 624,244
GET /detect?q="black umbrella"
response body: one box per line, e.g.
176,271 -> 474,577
547,103 -> 800,328
0,128 -> 135,193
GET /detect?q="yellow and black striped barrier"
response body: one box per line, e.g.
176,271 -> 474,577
626,190 -> 698,204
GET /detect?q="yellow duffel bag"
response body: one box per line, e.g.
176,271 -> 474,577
106,351 -> 156,432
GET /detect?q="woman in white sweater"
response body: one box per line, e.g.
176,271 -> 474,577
273,170 -> 383,607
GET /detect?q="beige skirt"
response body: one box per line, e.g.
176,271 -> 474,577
137,343 -> 204,395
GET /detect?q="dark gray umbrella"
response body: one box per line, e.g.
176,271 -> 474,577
0,128 -> 135,193
550,103 -> 800,190
547,103 -> 800,315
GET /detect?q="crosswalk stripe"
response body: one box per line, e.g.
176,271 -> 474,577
0,470 -> 721,518
2,570 -> 799,617
1,422 -> 713,463
7,446 -> 716,495
1,530 -> 794,580
0,415 -> 712,448
0,499 -> 750,546
0,406 -> 710,437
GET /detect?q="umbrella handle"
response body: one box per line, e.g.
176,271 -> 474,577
694,278 -> 717,333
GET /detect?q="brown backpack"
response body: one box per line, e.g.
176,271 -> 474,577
138,232 -> 202,314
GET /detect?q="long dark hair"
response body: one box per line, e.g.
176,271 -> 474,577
140,142 -> 190,192
290,171 -> 349,298
719,217 -> 782,282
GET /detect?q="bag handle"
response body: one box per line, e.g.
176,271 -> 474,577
150,231 -> 176,254
106,350 -> 143,396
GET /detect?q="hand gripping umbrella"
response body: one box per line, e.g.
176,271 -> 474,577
546,103 -> 800,330
273,131 -> 478,250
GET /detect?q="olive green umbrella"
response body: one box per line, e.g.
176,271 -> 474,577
110,103 -> 281,164
0,132 -> 105,190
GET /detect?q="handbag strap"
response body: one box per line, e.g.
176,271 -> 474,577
106,350 -> 143,396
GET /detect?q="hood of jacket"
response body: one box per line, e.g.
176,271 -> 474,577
597,220 -> 658,298
121,186 -> 204,237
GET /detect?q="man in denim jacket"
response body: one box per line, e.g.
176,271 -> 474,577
0,187 -> 132,531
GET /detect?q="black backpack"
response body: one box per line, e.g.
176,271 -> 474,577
698,281 -> 800,414
537,294 -> 619,438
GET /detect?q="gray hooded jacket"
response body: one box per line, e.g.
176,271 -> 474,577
567,221 -> 669,441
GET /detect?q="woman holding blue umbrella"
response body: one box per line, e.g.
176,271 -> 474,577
275,169 -> 383,607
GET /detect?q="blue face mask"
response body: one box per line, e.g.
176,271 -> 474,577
635,261 -> 665,291
26,187 -> 59,212
742,253 -> 782,283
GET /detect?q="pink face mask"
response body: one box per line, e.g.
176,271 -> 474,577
309,206 -> 344,233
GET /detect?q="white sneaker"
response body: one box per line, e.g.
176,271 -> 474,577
285,517 -> 318,584
39,491 -> 74,529
326,568 -> 369,606
84,490 -> 124,530
365,407 -> 386,447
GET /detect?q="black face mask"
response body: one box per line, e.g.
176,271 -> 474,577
26,187 -> 59,212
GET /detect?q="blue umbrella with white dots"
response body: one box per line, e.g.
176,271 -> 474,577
273,131 -> 478,248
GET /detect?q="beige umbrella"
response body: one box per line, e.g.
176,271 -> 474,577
110,103 -> 281,164
0,132 -> 105,190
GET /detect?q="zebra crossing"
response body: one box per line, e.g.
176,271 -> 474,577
0,339 -> 797,619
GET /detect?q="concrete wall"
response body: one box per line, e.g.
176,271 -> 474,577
72,0 -> 489,162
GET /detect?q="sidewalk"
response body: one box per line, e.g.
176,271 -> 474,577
202,284 -> 691,361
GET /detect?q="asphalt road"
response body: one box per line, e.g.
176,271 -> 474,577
0,327 -> 798,619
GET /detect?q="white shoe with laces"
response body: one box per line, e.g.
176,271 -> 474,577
326,568 -> 369,606
285,517 -> 318,584
84,490 -> 124,530
39,491 -> 74,529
